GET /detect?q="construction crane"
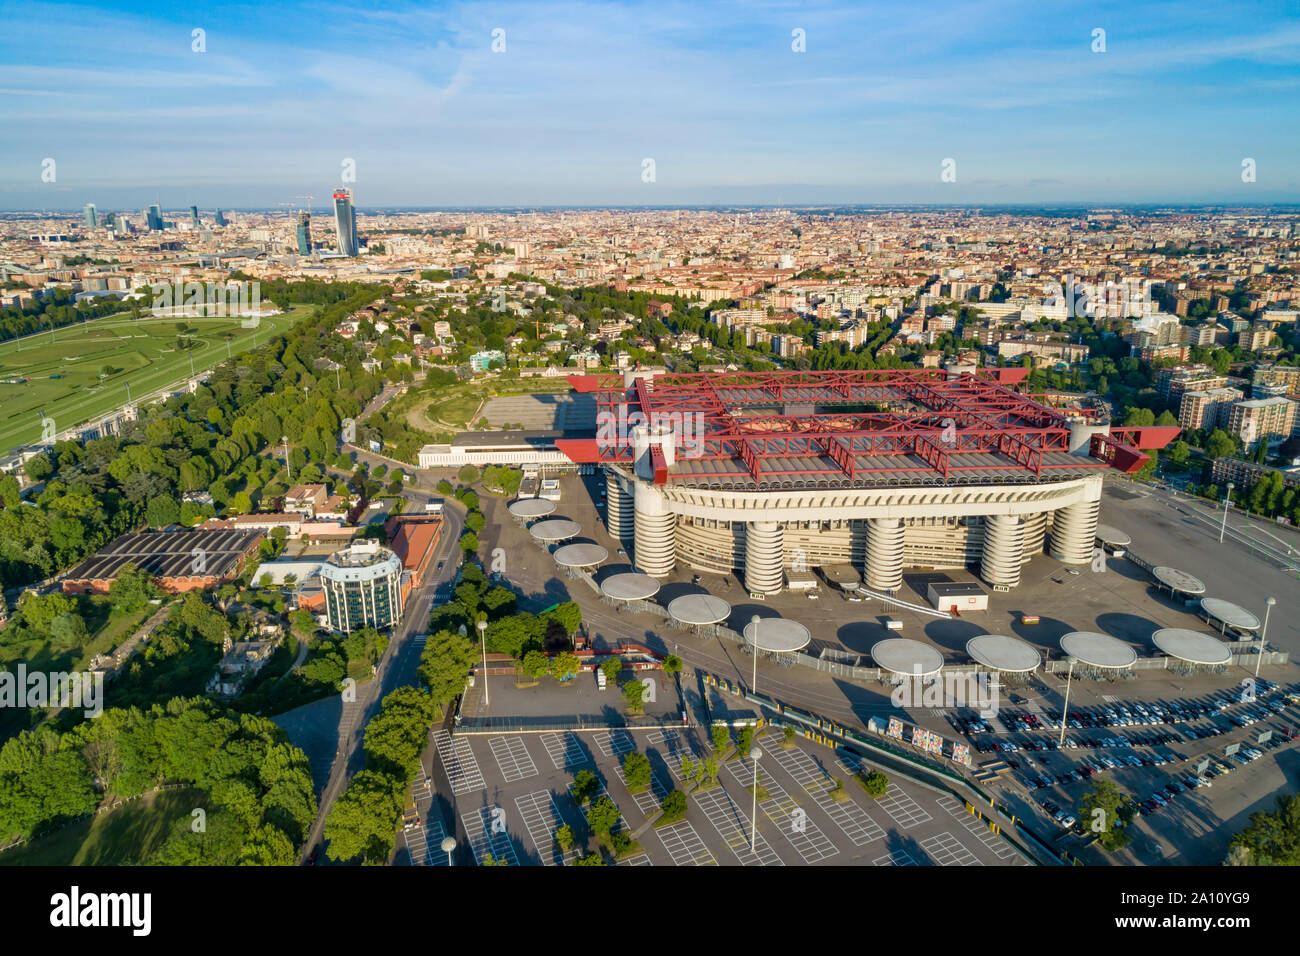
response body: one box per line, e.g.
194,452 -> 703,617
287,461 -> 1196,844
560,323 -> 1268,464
293,195 -> 316,217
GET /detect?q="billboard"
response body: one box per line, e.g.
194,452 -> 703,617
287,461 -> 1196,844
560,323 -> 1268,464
887,717 -> 905,740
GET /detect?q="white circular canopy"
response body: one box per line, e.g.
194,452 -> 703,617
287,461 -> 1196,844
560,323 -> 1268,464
1094,524 -> 1132,547
1152,628 -> 1232,665
553,543 -> 608,568
871,638 -> 944,678
1152,566 -> 1206,595
668,593 -> 731,625
1200,598 -> 1260,631
508,498 -> 557,519
529,518 -> 581,542
601,572 -> 661,601
744,618 -> 812,653
966,634 -> 1041,673
1060,631 -> 1137,669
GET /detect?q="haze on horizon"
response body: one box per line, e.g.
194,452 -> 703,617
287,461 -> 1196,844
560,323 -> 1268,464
3,0 -> 1299,209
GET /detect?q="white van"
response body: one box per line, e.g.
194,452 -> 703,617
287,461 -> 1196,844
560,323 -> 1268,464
884,618 -> 903,631
596,669 -> 607,691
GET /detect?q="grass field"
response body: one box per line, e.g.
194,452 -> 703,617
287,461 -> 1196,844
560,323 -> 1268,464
0,787 -> 204,866
0,306 -> 310,452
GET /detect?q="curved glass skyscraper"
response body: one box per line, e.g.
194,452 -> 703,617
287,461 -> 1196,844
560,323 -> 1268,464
333,188 -> 359,256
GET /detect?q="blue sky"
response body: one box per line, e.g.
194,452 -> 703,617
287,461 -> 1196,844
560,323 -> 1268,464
2,0 -> 1299,209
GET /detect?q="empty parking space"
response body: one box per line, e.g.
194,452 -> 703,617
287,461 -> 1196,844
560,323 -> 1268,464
692,785 -> 784,866
515,790 -> 574,866
619,853 -> 653,866
460,805 -> 519,866
768,744 -> 885,847
540,731 -> 590,771
920,831 -> 983,866
727,760 -> 839,864
937,796 -> 1024,863
434,730 -> 486,794
614,765 -> 670,817
591,730 -> 636,758
872,784 -> 934,830
654,820 -> 718,866
873,848 -> 919,866
490,736 -> 539,782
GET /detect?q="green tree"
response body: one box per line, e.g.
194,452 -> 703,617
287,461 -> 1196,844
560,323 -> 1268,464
457,464 -> 479,484
600,657 -> 622,685
550,651 -> 581,682
586,796 -> 620,837
108,562 -> 158,612
1205,428 -> 1236,461
621,751 -> 652,794
660,789 -> 687,821
711,724 -> 730,753
519,649 -> 549,681
859,770 -> 889,799
555,824 -> 575,852
662,654 -> 683,678
621,677 -> 647,714
570,769 -> 600,805
418,630 -> 477,708
1078,778 -> 1134,851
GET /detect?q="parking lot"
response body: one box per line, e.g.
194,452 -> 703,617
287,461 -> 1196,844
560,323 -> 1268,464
458,471 -> 1299,866
398,726 -> 1030,867
946,680 -> 1300,862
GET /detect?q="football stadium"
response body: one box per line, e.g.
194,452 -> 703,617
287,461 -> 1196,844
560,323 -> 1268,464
555,368 -> 1178,594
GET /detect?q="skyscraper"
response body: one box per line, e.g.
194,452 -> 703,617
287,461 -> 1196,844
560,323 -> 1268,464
296,211 -> 312,256
215,209 -> 227,227
190,205 -> 200,227
147,204 -> 163,231
83,203 -> 97,228
333,188 -> 359,256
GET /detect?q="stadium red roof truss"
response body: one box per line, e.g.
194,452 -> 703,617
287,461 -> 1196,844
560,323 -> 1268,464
558,369 -> 1178,486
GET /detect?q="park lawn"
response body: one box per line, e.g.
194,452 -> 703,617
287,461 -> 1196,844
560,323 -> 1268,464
0,305 -> 309,452
74,597 -> 161,671
0,787 -> 206,866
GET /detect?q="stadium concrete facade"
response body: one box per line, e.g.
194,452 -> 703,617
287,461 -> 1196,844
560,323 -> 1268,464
556,369 -> 1178,594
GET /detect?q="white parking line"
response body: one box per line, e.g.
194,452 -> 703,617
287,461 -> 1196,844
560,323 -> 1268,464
692,785 -> 784,866
434,730 -> 486,794
515,790 -> 574,866
591,730 -> 636,758
490,736 -> 539,782
613,765 -> 670,817
768,745 -> 884,847
540,731 -> 590,770
619,853 -> 653,866
921,831 -> 983,866
872,784 -> 933,829
460,805 -> 519,866
873,848 -> 918,866
654,820 -> 718,866
726,760 -> 838,864
936,796 -> 1023,863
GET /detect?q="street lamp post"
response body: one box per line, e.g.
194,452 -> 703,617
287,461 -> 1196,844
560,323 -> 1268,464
1058,658 -> 1077,748
440,835 -> 457,867
477,618 -> 489,708
1219,482 -> 1234,543
749,615 -> 760,694
749,746 -> 762,851
1257,596 -> 1276,679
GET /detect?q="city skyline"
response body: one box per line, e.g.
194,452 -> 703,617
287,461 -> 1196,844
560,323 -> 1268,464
3,0 -> 1299,208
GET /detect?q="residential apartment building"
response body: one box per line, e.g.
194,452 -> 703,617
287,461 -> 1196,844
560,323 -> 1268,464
1178,387 -> 1242,430
1226,396 -> 1298,445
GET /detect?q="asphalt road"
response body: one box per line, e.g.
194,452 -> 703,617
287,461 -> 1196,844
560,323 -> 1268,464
297,489 -> 464,863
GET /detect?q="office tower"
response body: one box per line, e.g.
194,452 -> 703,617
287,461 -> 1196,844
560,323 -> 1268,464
296,211 -> 312,256
333,188 -> 359,256
83,203 -> 97,228
215,209 -> 227,226
147,204 -> 163,231
190,205 -> 200,227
